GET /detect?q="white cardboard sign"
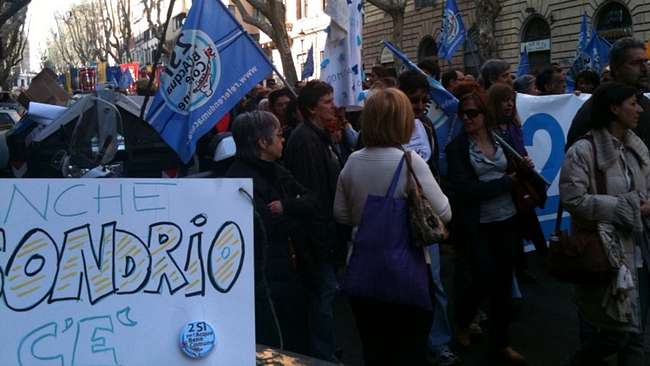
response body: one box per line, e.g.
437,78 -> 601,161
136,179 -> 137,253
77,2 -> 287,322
0,179 -> 254,365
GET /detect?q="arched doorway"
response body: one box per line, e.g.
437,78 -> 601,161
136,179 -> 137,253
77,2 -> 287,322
463,26 -> 481,77
520,17 -> 551,75
417,36 -> 437,62
595,1 -> 632,43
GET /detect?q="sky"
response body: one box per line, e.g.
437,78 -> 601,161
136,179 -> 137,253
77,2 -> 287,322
26,0 -> 81,71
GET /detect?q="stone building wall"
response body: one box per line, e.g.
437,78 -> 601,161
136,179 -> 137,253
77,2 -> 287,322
363,0 -> 650,75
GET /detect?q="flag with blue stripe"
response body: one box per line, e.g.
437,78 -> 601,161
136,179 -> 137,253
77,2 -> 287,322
437,0 -> 465,61
382,40 -> 460,176
382,40 -> 458,117
145,0 -> 273,163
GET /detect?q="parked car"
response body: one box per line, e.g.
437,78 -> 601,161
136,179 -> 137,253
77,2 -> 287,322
0,104 -> 22,175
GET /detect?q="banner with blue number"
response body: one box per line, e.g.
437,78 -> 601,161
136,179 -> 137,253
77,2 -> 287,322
516,93 -> 591,248
146,0 -> 273,163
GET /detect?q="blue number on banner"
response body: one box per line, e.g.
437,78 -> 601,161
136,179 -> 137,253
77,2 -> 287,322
522,113 -> 566,216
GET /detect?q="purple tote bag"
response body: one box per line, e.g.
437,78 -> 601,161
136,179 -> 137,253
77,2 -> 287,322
342,155 -> 432,310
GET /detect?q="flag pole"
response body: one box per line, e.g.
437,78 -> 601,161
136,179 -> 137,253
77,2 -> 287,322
140,0 -> 177,120
272,65 -> 298,98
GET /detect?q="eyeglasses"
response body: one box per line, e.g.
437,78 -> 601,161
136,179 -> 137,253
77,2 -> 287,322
459,109 -> 483,118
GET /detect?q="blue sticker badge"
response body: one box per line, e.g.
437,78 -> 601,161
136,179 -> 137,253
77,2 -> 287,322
180,321 -> 216,359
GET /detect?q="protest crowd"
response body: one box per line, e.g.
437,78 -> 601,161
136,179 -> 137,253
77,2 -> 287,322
4,1 -> 650,365
187,34 -> 650,366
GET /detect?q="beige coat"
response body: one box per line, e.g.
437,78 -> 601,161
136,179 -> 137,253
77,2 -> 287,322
559,128 -> 650,333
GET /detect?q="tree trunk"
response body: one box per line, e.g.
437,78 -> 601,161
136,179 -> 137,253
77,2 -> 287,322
268,2 -> 297,87
476,0 -> 500,60
273,28 -> 297,86
390,10 -> 404,49
0,77 -> 11,91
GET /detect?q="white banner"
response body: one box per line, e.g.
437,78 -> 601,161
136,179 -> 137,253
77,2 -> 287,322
320,0 -> 364,109
517,93 -> 591,238
0,179 -> 254,365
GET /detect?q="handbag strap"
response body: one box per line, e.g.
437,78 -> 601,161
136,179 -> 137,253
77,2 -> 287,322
554,135 -> 606,232
403,149 -> 424,190
386,155 -> 406,198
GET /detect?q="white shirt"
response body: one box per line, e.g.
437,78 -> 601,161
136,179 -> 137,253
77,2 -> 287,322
403,118 -> 432,162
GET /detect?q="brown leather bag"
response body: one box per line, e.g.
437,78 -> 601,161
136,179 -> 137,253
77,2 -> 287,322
547,136 -> 614,283
404,151 -> 449,247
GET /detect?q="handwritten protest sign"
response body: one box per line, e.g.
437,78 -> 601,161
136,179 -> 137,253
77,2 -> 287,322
0,179 -> 254,365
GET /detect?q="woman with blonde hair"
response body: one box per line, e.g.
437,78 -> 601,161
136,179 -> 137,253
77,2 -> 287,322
334,88 -> 451,365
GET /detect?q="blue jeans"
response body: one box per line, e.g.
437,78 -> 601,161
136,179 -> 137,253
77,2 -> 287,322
305,261 -> 338,361
427,244 -> 453,351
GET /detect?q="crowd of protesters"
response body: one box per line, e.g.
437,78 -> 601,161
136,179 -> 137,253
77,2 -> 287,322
219,36 -> 650,366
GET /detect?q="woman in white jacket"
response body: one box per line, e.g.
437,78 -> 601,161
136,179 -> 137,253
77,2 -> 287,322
333,88 -> 451,365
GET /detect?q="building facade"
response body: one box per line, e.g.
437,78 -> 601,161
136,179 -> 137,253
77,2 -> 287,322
131,0 -> 191,66
253,0 -> 329,81
363,0 -> 650,76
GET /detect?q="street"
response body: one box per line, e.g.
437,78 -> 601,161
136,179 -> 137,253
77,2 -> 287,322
336,250 -> 650,366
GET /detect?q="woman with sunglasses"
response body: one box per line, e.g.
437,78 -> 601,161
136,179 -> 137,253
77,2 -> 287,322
446,81 -> 526,365
487,84 -> 546,279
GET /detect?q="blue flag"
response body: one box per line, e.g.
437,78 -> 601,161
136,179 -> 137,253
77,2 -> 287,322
107,66 -> 122,87
566,12 -> 591,91
118,69 -> 134,89
517,47 -> 529,77
302,45 -> 314,80
383,40 -> 460,177
382,40 -> 458,117
578,12 -> 590,53
145,0 -> 273,163
585,30 -> 611,73
437,0 -> 465,61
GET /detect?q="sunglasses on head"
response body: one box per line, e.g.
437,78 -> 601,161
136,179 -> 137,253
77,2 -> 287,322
459,109 -> 482,118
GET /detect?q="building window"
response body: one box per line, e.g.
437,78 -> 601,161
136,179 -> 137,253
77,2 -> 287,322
595,2 -> 632,43
415,0 -> 435,9
417,36 -> 437,62
296,0 -> 308,19
463,26 -> 481,77
521,16 -> 551,75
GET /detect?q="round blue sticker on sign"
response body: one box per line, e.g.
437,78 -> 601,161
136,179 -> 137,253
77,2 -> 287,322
180,321 -> 216,359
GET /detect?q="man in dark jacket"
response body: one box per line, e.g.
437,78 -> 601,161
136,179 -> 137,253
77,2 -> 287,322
283,80 -> 341,362
567,37 -> 650,149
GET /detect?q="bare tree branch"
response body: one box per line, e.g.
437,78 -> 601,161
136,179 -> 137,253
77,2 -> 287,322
0,0 -> 31,30
231,0 -> 272,36
232,0 -> 297,85
0,19 -> 28,89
